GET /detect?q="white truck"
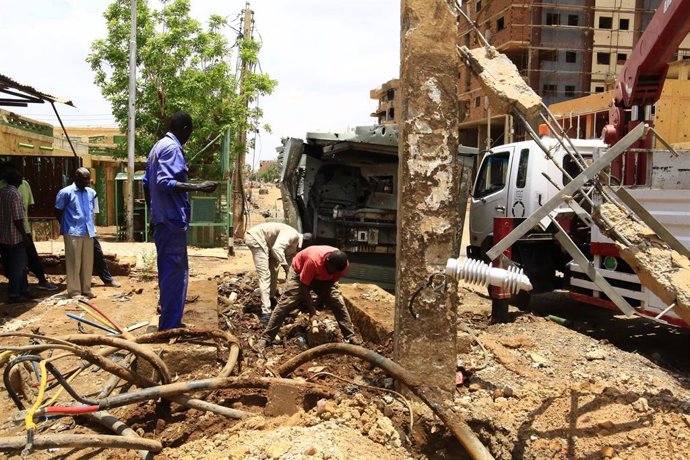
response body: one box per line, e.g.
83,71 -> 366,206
468,136 -> 690,327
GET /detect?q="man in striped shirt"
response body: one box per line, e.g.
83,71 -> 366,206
0,169 -> 30,302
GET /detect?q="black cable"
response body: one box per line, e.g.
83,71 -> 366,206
3,355 -> 41,410
3,355 -> 99,410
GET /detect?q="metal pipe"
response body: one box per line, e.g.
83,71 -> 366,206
60,335 -> 171,385
277,344 -> 495,460
0,434 -> 162,453
96,376 -> 333,411
50,102 -> 78,159
84,411 -> 153,460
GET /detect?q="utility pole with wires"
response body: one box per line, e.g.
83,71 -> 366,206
230,2 -> 254,246
125,0 -> 137,241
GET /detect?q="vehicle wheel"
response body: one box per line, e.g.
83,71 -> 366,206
511,291 -> 531,312
491,298 -> 510,324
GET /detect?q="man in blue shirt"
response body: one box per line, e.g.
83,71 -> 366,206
143,111 -> 217,330
55,168 -> 98,298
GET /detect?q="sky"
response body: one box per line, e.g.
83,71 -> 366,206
0,0 -> 400,167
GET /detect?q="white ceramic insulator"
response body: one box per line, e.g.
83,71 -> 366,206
445,258 -> 533,294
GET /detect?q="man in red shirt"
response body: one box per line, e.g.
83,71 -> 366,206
257,245 -> 362,350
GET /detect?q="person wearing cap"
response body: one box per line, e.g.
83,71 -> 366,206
244,222 -> 312,324
256,245 -> 362,350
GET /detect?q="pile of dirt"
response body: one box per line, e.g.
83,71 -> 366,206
453,299 -> 690,460
164,394 -> 412,460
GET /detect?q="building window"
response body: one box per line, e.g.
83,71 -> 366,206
568,14 -> 579,26
475,0 -> 481,12
546,13 -> 560,26
565,51 -> 577,63
539,49 -> 558,62
475,96 -> 481,108
617,53 -> 627,64
595,86 -> 605,93
597,52 -> 611,65
565,85 -> 576,97
497,17 -> 505,31
386,89 -> 395,101
620,18 -> 630,30
387,108 -> 395,120
598,16 -> 613,29
543,84 -> 557,97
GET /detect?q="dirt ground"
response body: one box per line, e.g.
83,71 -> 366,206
1,183 -> 689,459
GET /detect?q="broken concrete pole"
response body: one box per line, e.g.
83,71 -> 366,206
594,203 -> 690,324
459,46 -> 542,125
395,0 -> 462,397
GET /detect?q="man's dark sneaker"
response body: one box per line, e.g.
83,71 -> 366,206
345,335 -> 363,346
260,313 -> 271,325
37,281 -> 58,291
104,280 -> 122,288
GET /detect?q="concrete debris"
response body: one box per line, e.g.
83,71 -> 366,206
585,349 -> 607,361
595,203 -> 690,324
458,46 -> 542,124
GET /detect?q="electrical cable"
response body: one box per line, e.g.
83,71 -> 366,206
78,299 -> 123,333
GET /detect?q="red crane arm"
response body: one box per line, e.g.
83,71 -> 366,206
616,0 -> 690,108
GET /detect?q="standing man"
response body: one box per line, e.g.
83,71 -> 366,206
0,169 -> 30,302
244,222 -> 312,324
257,245 -> 362,350
55,168 -> 98,299
143,111 -> 217,331
0,161 -> 58,291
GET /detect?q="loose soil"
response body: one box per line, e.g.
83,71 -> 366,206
0,185 -> 689,459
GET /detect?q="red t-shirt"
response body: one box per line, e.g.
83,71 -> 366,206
292,245 -> 349,285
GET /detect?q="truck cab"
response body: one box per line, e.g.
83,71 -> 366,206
468,137 -> 605,260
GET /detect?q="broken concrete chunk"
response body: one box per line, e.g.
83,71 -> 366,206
459,46 -> 542,123
595,203 -> 690,324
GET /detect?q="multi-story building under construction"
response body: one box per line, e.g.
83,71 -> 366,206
456,0 -> 690,148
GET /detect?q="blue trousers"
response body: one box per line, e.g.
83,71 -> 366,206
1,242 -> 29,300
154,224 -> 188,330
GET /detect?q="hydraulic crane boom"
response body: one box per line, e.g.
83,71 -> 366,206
605,0 -> 690,144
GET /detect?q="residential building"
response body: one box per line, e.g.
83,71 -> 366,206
370,1 -> 690,149
370,79 -> 400,125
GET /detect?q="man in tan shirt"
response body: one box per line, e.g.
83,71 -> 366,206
244,222 -> 311,323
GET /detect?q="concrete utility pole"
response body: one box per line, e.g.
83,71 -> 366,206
395,0 -> 462,396
231,2 -> 254,242
125,0 -> 137,241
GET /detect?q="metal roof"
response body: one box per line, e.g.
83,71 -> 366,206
0,73 -> 74,107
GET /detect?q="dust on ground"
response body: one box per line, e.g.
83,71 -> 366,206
1,183 -> 690,459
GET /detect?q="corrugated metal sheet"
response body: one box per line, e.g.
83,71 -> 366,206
0,73 -> 74,106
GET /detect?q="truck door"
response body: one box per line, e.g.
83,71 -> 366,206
470,147 -> 514,254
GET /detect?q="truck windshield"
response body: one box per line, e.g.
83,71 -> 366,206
474,152 -> 510,199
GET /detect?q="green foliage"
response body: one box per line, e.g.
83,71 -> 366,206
87,0 -> 276,179
255,162 -> 279,182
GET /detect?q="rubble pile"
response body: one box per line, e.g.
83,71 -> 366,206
452,304 -> 690,460
165,394 -> 411,460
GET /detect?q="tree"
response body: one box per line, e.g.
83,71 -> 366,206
255,162 -> 279,182
87,0 -> 276,179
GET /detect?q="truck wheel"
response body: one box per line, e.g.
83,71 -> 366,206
491,298 -> 510,324
511,291 -> 531,312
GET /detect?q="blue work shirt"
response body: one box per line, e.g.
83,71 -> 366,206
55,184 -> 97,237
143,132 -> 190,230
